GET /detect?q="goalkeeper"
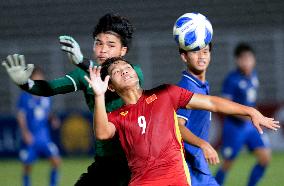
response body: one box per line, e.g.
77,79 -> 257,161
2,13 -> 143,186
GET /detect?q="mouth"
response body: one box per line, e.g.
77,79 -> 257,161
197,60 -> 207,66
123,75 -> 132,81
98,57 -> 107,61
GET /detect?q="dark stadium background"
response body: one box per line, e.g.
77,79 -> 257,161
0,1 -> 284,185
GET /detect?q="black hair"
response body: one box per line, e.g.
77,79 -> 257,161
234,43 -> 255,58
93,13 -> 135,52
100,57 -> 130,80
179,42 -> 212,54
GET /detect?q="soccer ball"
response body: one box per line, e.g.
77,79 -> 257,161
173,12 -> 213,51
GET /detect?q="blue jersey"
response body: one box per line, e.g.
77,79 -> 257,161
222,69 -> 259,125
177,71 -> 211,174
17,92 -> 52,143
220,69 -> 267,160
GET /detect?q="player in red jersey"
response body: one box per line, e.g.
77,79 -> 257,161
85,57 -> 280,186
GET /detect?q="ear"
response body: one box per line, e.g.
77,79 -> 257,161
120,47 -> 127,57
108,83 -> 116,92
180,53 -> 187,63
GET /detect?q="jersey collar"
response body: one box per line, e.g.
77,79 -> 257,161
182,70 -> 209,88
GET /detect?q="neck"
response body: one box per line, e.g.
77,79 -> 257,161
188,69 -> 206,83
117,86 -> 143,105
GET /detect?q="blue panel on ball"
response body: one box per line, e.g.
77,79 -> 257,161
176,17 -> 192,28
174,35 -> 179,44
184,31 -> 196,46
204,27 -> 212,44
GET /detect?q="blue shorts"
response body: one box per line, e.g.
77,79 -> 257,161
189,166 -> 219,186
221,121 -> 270,160
19,141 -> 60,164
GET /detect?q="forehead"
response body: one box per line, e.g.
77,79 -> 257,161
95,33 -> 121,43
108,60 -> 129,70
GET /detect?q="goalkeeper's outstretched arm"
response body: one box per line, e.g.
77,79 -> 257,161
2,54 -> 78,96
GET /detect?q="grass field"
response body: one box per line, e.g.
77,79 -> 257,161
0,152 -> 284,186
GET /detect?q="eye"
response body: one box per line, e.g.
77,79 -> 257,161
112,70 -> 120,75
95,41 -> 102,46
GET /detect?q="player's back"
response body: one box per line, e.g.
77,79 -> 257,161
17,92 -> 52,142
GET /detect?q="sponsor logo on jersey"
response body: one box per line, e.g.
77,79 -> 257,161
120,111 -> 128,116
146,94 -> 157,104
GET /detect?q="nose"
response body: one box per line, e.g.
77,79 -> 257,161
122,69 -> 129,76
198,51 -> 205,58
101,44 -> 108,53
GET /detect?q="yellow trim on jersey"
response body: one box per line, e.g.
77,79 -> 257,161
173,111 -> 191,185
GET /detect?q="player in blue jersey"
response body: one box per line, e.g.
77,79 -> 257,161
215,43 -> 271,186
17,67 -> 61,186
176,43 -> 220,186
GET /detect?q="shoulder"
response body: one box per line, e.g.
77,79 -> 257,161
66,67 -> 87,79
224,70 -> 240,83
148,84 -> 185,95
19,92 -> 31,100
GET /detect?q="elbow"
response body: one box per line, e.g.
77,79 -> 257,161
96,134 -> 112,140
95,132 -> 113,140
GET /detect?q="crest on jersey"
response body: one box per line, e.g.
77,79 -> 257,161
120,111 -> 128,116
146,94 -> 157,104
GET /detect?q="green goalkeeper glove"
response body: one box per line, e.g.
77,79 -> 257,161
2,54 -> 34,85
59,35 -> 84,65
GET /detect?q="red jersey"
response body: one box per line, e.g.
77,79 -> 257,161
108,84 -> 193,186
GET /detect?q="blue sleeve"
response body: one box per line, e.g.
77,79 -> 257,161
176,78 -> 195,120
17,93 -> 27,111
177,108 -> 191,121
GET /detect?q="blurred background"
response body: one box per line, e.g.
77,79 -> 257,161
0,0 -> 284,185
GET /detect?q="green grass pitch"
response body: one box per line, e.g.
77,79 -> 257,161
0,152 -> 284,186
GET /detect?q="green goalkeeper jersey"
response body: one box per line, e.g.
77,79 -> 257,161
21,64 -> 144,157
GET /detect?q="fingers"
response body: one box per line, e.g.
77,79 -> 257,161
59,36 -> 75,54
2,61 -> 9,70
13,54 -> 20,66
259,117 -> 280,133
88,66 -> 101,76
26,64 -> 35,74
6,55 -> 14,67
59,35 -> 77,48
18,55 -> 26,66
3,54 -> 24,68
203,144 -> 220,165
104,75 -> 110,83
84,75 -> 91,85
59,35 -> 75,43
61,45 -> 73,54
207,152 -> 219,165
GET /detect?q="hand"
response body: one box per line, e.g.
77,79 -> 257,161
23,131 -> 33,145
250,108 -> 280,134
200,141 -> 220,165
84,66 -> 110,96
59,35 -> 84,65
2,54 -> 34,85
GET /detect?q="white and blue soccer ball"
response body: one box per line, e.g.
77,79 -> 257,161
173,12 -> 213,51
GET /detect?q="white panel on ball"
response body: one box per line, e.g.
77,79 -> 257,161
173,12 -> 213,51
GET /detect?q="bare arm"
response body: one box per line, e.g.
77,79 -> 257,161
85,66 -> 116,140
178,118 -> 219,165
186,94 -> 280,133
17,111 -> 33,145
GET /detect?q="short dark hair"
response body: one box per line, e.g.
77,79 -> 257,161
93,13 -> 135,52
100,57 -> 130,80
234,43 -> 255,57
179,42 -> 212,54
